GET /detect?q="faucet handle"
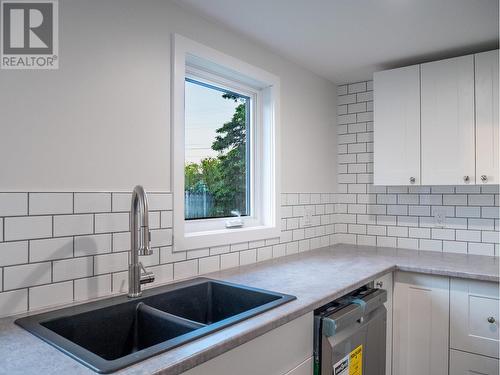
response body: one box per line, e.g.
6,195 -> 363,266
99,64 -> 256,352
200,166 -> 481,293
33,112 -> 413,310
139,262 -> 155,285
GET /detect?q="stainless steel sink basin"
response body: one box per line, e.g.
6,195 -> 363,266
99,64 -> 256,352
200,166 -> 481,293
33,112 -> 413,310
15,278 -> 295,373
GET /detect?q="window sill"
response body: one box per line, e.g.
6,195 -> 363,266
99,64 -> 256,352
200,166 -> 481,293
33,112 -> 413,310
174,224 -> 280,252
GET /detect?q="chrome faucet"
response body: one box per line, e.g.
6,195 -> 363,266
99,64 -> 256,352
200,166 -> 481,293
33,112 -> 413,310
128,185 -> 155,298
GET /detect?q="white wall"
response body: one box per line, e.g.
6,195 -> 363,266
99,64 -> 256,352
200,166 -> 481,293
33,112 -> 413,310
0,0 -> 337,192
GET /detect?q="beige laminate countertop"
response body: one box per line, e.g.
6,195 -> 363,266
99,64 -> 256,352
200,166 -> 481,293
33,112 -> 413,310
0,244 -> 498,375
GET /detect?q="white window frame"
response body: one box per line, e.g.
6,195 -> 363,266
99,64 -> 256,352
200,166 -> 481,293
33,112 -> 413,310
172,34 -> 281,251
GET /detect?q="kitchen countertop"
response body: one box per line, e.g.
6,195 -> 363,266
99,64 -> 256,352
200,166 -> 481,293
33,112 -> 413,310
1,244 -> 498,375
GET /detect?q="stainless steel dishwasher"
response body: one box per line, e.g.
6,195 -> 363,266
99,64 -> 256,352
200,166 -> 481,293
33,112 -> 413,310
314,285 -> 387,375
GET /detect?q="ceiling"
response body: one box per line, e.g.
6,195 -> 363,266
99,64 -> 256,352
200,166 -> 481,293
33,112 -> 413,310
176,0 -> 499,84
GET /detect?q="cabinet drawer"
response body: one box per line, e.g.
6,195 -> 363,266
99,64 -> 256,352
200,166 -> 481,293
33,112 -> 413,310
450,278 -> 499,358
450,349 -> 499,375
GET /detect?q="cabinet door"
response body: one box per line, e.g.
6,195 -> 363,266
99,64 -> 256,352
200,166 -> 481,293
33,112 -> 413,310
450,349 -> 499,375
373,65 -> 420,185
393,272 -> 449,375
181,313 -> 313,375
284,357 -> 312,375
475,50 -> 499,185
450,278 -> 499,358
374,272 -> 393,375
421,55 -> 475,185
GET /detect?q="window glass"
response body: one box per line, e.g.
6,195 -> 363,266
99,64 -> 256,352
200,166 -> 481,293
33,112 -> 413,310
184,78 -> 250,220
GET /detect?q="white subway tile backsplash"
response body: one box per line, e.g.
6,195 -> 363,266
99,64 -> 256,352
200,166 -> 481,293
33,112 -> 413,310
240,249 -> 257,265
468,242 -> 495,256
408,205 -> 430,216
0,241 -> 28,266
397,216 -> 418,227
377,236 -> 397,247
257,246 -> 273,261
419,239 -> 442,252
397,237 -> 419,250
348,82 -> 367,93
112,271 -> 128,293
468,195 -> 495,206
431,228 -> 455,241
482,207 -> 500,219
160,211 -> 173,228
456,206 -> 481,217
0,189 -> 341,316
30,237 -> 73,262
74,193 -> 111,213
150,229 -> 172,247
387,226 -> 408,237
112,232 -> 130,252
420,195 -> 442,205
456,229 -> 481,242
148,193 -> 172,211
74,234 -> 111,256
456,185 -> 481,193
174,260 -> 198,280
0,193 -> 27,216
147,264 -> 173,286
469,219 -> 495,231
198,256 -> 220,274
186,248 -> 209,260
74,274 -> 111,301
5,216 -> 52,241
53,257 -> 93,282
111,193 -> 131,212
4,262 -> 51,290
443,241 -> 467,254
30,281 -> 73,310
443,194 -> 467,206
94,252 -> 128,275
95,212 -> 129,233
220,252 -> 239,269
54,214 -> 93,237
338,93 -> 356,105
0,289 -> 28,317
482,231 -> 500,243
29,193 -> 73,215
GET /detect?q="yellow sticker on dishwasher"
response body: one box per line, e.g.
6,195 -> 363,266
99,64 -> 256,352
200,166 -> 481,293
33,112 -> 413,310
332,345 -> 363,375
349,345 -> 362,375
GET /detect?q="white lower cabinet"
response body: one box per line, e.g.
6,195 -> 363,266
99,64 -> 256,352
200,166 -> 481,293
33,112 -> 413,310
392,273 -> 499,375
374,272 -> 393,375
449,349 -> 499,375
450,278 -> 499,358
392,272 -> 450,375
284,357 -> 313,375
181,312 -> 313,375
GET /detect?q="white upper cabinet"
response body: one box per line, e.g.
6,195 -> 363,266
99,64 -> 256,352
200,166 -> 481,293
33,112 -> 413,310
373,51 -> 498,186
374,65 -> 420,185
475,50 -> 499,185
421,55 -> 475,185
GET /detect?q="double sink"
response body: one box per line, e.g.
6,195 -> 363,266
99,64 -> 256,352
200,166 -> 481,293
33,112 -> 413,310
16,278 -> 295,373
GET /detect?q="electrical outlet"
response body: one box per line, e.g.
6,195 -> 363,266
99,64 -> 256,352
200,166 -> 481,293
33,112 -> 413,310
303,207 -> 314,227
434,207 -> 447,228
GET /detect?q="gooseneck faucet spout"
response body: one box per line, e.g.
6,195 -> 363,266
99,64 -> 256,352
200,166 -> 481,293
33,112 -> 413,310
128,185 -> 155,298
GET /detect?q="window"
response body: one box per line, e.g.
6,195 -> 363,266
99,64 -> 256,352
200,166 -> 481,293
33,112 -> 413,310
172,34 -> 280,251
184,78 -> 251,221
